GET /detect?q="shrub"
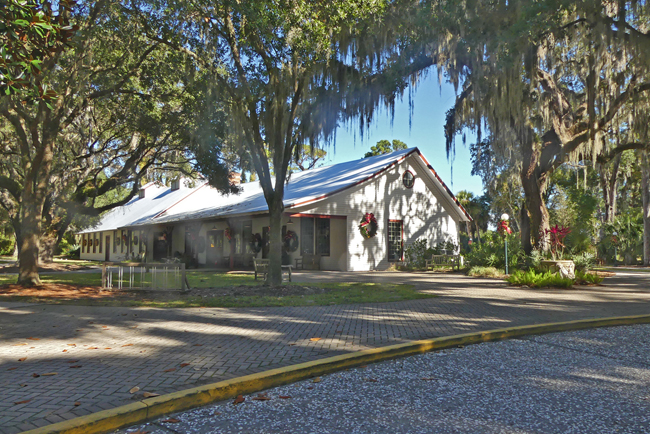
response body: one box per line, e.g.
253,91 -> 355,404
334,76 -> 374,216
465,231 -> 525,271
467,266 -> 502,278
63,244 -> 81,259
404,239 -> 430,269
506,269 -> 573,288
571,252 -> 596,272
574,270 -> 604,285
0,232 -> 14,256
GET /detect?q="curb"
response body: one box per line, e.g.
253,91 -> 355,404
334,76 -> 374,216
23,313 -> 650,434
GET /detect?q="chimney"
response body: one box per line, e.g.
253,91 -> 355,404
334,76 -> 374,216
171,179 -> 180,191
229,172 -> 241,186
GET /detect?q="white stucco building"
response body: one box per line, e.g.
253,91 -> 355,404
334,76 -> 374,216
78,148 -> 471,271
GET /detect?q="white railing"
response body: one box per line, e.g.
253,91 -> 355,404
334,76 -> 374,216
102,262 -> 187,290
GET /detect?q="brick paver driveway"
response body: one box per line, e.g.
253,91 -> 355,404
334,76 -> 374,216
1,270 -> 650,433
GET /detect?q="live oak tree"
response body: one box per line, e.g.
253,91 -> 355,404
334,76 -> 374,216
436,0 -> 650,253
139,0 -> 399,284
363,139 -> 407,158
0,1 -> 206,285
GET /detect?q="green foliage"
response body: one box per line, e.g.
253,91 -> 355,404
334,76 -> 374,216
404,238 -> 430,269
570,252 -> 596,272
62,244 -> 80,259
364,139 -> 408,158
574,270 -> 603,285
599,214 -> 644,264
467,266 -> 502,278
0,232 -> 15,255
506,269 -> 574,289
465,231 -> 524,272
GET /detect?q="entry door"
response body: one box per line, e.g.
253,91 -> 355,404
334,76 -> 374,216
105,236 -> 111,262
206,230 -> 224,266
262,227 -> 269,258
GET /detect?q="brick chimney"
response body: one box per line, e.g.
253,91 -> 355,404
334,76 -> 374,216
229,172 -> 241,186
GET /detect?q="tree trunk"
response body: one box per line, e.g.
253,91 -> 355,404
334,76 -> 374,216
642,151 -> 650,266
520,203 -> 532,254
520,139 -> 550,253
18,194 -> 43,286
267,198 -> 284,286
600,154 -> 621,224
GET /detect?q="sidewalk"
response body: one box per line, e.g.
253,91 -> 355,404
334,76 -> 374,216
1,271 -> 650,433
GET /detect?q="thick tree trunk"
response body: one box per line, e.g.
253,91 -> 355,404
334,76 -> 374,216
642,152 -> 650,266
18,194 -> 43,286
267,199 -> 284,286
520,140 -> 550,253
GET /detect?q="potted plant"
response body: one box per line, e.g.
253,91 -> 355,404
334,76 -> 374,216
540,225 -> 575,279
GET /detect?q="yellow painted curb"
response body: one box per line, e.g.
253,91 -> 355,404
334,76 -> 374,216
23,313 -> 650,434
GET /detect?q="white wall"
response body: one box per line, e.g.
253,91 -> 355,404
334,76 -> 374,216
292,153 -> 461,271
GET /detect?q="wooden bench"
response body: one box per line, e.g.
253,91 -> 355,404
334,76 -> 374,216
253,258 -> 292,282
425,254 -> 463,271
295,254 -> 321,270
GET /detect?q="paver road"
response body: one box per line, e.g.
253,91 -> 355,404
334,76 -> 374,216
1,271 -> 649,433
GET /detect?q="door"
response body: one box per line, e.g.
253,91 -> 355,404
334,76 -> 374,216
206,230 -> 224,266
105,236 -> 111,262
153,232 -> 167,261
262,226 -> 269,258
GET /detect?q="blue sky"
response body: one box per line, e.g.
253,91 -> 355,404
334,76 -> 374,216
322,72 -> 484,197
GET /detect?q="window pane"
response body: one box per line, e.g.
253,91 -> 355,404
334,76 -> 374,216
316,219 -> 330,256
388,221 -> 403,261
301,217 -> 314,255
242,221 -> 252,253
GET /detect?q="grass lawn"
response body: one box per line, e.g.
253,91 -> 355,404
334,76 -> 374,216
0,270 -> 433,308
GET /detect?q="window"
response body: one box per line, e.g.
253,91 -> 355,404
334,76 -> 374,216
300,217 -> 330,256
242,220 -> 252,253
316,219 -> 330,256
93,235 -> 96,253
300,217 -> 315,255
388,220 -> 403,261
113,231 -> 117,253
402,170 -> 415,189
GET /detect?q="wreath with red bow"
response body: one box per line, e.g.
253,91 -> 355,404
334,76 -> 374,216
224,227 -> 233,242
497,219 -> 512,236
359,213 -> 378,239
283,230 -> 299,252
249,233 -> 263,254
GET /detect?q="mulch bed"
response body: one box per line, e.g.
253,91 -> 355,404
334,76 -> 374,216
0,284 -> 130,299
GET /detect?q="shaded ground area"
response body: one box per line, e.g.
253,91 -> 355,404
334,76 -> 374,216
122,324 -> 650,434
1,270 -> 650,433
0,260 -> 97,274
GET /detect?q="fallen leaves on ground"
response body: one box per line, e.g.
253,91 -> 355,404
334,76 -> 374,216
14,399 -> 31,405
12,343 -> 27,346
163,368 -> 176,372
67,360 -> 79,363
129,386 -> 140,394
41,372 -> 57,376
67,344 -> 76,346
161,418 -> 180,423
252,394 -> 271,401
312,377 -> 321,383
180,363 -> 190,367
143,392 -> 160,398
26,337 -> 40,341
18,357 -> 27,362
7,367 -> 17,371
193,344 -> 203,346
421,377 -> 437,381
364,378 -> 378,382
74,402 -> 81,406
121,344 -> 133,347
233,395 -> 245,405
69,365 -> 82,368
309,337 -> 322,342
279,395 -> 292,399
32,373 -> 40,378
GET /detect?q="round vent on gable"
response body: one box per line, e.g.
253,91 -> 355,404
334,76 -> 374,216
402,170 -> 415,189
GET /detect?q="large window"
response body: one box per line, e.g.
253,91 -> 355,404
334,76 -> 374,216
300,217 -> 315,255
242,220 -> 252,253
300,217 -> 330,256
388,220 -> 403,261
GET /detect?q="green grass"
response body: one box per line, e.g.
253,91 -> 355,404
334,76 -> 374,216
0,270 -> 434,308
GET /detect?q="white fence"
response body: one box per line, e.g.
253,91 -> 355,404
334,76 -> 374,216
102,262 -> 187,290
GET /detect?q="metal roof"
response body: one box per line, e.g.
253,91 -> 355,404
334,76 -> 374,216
78,147 -> 471,233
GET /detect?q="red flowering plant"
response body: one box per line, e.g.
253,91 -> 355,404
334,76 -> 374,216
359,213 -> 378,239
224,227 -> 233,242
545,225 -> 571,260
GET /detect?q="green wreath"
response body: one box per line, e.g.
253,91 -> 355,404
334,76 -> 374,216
249,233 -> 263,254
283,230 -> 299,252
359,213 -> 378,239
133,235 -> 139,245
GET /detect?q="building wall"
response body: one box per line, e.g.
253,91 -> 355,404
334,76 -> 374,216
80,228 -> 152,262
292,154 -> 460,271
